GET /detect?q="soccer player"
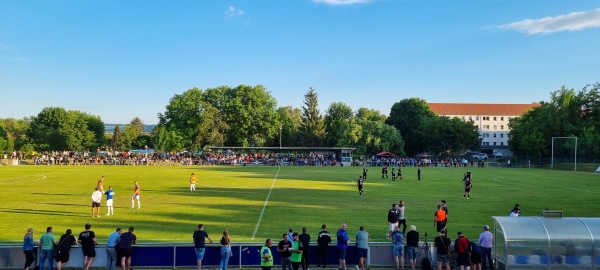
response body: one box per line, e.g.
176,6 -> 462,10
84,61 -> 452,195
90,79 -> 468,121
391,167 -> 396,181
105,186 -> 115,215
463,175 -> 472,199
97,176 -> 105,193
91,187 -> 102,218
131,181 -> 140,209
190,173 -> 197,192
357,176 -> 364,197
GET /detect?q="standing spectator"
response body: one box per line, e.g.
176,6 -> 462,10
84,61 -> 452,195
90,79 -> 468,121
397,200 -> 407,234
290,232 -> 304,270
193,224 -> 214,270
433,205 -> 447,232
478,225 -> 493,270
190,173 -> 197,192
433,229 -> 452,270
336,223 -> 350,270
219,229 -> 232,270
454,232 -> 471,270
78,223 -> 98,270
357,176 -> 365,197
355,226 -> 370,270
120,227 -> 137,270
91,187 -> 102,218
362,167 -> 368,180
55,229 -> 77,270
261,239 -> 274,270
469,241 -> 483,270
406,225 -> 419,270
417,168 -> 421,182
391,226 -> 405,270
38,226 -> 56,270
317,224 -> 332,269
105,185 -> 115,215
278,233 -> 293,270
288,228 -> 294,242
23,228 -> 37,270
388,203 -> 399,239
131,181 -> 141,209
299,227 -> 311,270
106,228 -> 122,270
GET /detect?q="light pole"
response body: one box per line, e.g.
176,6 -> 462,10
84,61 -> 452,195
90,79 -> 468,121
279,126 -> 282,149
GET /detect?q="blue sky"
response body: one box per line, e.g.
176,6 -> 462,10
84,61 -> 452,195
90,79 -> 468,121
1,0 -> 599,124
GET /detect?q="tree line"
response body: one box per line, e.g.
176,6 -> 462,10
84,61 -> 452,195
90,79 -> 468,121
2,83 -> 597,159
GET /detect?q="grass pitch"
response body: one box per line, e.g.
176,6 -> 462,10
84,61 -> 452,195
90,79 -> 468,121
0,165 -> 598,245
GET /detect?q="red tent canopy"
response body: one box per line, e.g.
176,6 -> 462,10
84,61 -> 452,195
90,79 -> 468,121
375,151 -> 395,157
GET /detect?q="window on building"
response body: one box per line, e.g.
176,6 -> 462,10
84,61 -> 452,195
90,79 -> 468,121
501,142 -> 504,146
483,125 -> 490,129
493,117 -> 497,121
493,142 -> 497,146
501,117 -> 504,121
501,125 -> 504,130
494,125 -> 497,130
493,134 -> 497,138
483,142 -> 489,146
500,134 -> 504,138
469,116 -> 472,121
483,117 -> 490,121
476,116 -> 479,120
483,133 -> 489,138
462,116 -> 465,120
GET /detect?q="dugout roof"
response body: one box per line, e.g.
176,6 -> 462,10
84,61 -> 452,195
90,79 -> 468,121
492,216 -> 600,269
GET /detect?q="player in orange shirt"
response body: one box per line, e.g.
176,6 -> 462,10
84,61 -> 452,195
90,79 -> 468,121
131,181 -> 140,209
189,173 -> 197,192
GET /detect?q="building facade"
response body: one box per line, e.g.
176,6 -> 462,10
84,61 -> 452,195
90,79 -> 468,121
427,103 -> 540,148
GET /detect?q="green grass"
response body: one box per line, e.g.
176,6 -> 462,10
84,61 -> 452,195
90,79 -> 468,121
1,165 -> 598,245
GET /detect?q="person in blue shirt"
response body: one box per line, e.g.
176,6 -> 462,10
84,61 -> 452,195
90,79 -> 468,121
336,223 -> 350,270
106,228 -> 122,270
23,227 -> 37,270
105,186 -> 115,216
391,226 -> 405,270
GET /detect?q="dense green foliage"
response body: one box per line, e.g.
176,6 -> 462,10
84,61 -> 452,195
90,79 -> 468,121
1,165 -> 598,244
509,83 -> 600,159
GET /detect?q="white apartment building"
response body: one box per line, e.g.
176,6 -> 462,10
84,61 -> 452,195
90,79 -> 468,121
427,103 -> 540,148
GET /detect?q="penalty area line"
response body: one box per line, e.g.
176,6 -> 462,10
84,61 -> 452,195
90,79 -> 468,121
251,166 -> 281,240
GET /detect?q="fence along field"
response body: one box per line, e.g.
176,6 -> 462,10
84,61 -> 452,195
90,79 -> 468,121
0,165 -> 598,244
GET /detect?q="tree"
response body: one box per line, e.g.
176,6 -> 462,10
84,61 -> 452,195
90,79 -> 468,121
158,88 -> 205,150
324,102 -> 353,146
338,118 -> 404,156
508,83 -> 600,158
418,116 -> 481,156
299,87 -> 326,147
386,98 -> 436,155
356,107 -> 386,122
219,85 -> 279,146
0,118 -> 30,151
276,106 -> 302,147
129,117 -> 146,137
111,125 -> 123,150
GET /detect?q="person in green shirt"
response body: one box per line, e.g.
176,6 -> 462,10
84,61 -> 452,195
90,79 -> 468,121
260,239 -> 274,270
290,233 -> 304,270
38,226 -> 57,270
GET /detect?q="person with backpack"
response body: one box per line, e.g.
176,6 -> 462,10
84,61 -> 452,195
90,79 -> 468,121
454,232 -> 471,270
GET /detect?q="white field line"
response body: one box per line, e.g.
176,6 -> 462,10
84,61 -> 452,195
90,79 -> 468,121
251,166 -> 281,240
0,174 -> 46,185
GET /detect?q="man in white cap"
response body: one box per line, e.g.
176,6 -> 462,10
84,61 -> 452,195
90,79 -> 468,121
478,225 -> 493,270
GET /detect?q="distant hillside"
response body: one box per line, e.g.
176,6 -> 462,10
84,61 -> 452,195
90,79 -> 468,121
104,124 -> 155,134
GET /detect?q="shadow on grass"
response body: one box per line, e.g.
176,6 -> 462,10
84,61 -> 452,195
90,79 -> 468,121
0,208 -> 85,217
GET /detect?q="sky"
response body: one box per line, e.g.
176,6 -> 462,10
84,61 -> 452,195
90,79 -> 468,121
1,0 -> 599,124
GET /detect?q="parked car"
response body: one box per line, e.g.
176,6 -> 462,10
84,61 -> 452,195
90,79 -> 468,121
471,153 -> 488,160
493,151 -> 503,157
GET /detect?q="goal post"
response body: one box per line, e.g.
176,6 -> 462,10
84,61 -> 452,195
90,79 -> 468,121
551,136 -> 577,171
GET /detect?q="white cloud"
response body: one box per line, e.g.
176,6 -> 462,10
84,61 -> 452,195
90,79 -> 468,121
225,5 -> 244,19
499,8 -> 600,35
313,0 -> 373,6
